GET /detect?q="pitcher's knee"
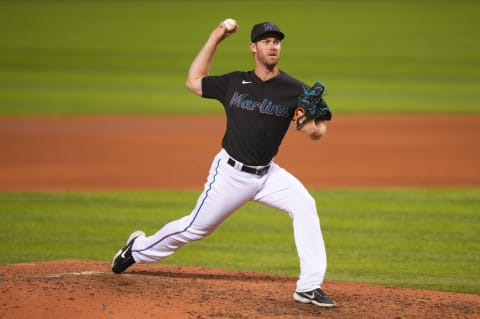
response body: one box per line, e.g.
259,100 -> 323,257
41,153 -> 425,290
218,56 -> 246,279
293,193 -> 317,215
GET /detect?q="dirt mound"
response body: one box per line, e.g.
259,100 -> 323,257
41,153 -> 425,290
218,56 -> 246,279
1,260 -> 478,319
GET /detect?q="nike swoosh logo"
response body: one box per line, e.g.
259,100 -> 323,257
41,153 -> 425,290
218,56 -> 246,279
242,80 -> 253,84
120,249 -> 129,258
303,292 -> 315,299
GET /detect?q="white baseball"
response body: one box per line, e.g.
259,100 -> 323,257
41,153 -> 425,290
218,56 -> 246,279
223,18 -> 236,31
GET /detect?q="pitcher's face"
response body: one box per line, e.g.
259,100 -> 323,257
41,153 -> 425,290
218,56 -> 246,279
251,37 -> 282,68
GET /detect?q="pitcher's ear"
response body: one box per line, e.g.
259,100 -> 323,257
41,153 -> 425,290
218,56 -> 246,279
249,42 -> 257,53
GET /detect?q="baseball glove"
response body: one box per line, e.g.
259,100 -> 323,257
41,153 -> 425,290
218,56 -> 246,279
293,82 -> 332,130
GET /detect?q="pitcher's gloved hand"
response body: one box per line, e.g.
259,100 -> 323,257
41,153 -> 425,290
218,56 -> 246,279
293,82 -> 332,129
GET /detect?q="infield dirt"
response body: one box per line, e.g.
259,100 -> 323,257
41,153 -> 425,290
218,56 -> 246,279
1,115 -> 479,318
1,115 -> 479,190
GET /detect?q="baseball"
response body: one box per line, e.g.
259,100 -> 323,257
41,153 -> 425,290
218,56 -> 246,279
223,18 -> 237,31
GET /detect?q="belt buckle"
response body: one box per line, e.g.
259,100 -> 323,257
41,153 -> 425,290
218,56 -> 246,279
229,157 -> 269,176
256,166 -> 269,176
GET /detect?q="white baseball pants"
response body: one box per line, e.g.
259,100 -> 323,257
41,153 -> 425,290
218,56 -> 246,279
132,148 -> 327,292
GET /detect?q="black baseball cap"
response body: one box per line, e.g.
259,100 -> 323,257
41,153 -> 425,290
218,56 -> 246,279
250,22 -> 285,42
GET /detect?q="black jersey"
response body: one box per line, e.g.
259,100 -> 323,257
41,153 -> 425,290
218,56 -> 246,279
202,71 -> 306,166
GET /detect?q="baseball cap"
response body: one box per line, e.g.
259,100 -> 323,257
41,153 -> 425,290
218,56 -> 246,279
250,22 -> 285,42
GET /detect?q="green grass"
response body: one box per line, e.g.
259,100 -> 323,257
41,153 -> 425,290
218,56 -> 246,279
1,189 -> 479,294
0,1 -> 479,115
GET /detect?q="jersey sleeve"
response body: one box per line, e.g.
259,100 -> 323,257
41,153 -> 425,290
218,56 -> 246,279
201,74 -> 228,101
201,72 -> 241,104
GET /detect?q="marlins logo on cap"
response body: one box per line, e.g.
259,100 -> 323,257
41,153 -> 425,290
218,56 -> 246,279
250,22 -> 285,42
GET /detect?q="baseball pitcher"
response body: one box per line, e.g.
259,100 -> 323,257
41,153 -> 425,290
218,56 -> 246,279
112,20 -> 336,308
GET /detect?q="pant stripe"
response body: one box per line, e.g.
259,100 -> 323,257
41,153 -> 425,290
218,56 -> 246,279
133,158 -> 222,253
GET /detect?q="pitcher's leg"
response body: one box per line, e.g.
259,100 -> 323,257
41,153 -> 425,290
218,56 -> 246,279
291,193 -> 327,292
254,163 -> 327,292
133,151 -> 256,263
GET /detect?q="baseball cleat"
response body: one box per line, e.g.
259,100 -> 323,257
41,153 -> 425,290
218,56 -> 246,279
111,230 -> 145,274
293,288 -> 337,307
